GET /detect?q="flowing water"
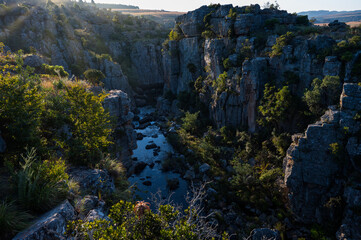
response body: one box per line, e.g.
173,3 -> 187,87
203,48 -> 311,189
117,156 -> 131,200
128,106 -> 188,207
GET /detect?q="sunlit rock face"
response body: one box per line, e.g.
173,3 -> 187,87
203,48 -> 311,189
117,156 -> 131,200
284,83 -> 361,239
0,3 -> 166,100
163,4 -> 341,132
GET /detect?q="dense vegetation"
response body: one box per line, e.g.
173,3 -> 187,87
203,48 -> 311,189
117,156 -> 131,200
0,46 -> 125,239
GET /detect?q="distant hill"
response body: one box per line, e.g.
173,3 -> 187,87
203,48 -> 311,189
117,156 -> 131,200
298,10 -> 361,23
96,3 -> 139,10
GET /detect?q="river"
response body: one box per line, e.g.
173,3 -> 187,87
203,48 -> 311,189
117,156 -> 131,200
128,106 -> 188,208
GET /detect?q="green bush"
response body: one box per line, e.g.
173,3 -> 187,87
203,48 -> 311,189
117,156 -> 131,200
201,29 -> 215,39
227,8 -> 237,20
258,84 -> 293,130
83,69 -> 105,85
64,85 -> 112,165
0,61 -> 44,154
42,64 -> 69,78
270,32 -> 295,57
67,199 -> 223,239
303,76 -> 341,116
213,71 -> 228,93
194,76 -> 204,93
181,111 -> 200,135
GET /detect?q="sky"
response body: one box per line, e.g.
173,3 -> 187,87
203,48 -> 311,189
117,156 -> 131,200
95,0 -> 361,13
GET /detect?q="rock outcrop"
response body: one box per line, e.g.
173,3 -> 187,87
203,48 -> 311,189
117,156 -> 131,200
13,200 -> 76,240
68,168 -> 115,195
284,83 -> 361,239
0,3 -> 167,101
103,90 -> 137,168
162,4 -> 340,131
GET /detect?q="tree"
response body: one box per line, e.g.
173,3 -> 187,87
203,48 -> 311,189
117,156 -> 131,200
258,84 -> 293,130
64,84 -> 112,164
83,69 -> 105,85
0,53 -> 44,153
303,76 -> 341,117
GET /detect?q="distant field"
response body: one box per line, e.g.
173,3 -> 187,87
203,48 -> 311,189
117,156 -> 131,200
112,9 -> 185,28
315,21 -> 361,27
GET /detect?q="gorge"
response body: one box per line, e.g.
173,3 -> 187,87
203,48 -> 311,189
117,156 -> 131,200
0,1 -> 361,240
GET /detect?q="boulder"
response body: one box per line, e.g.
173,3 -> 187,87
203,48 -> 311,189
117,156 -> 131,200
85,208 -> 109,222
13,200 -> 76,240
23,55 -> 45,68
145,143 -> 157,149
133,161 -> 147,174
68,168 -> 115,196
199,163 -> 211,173
75,195 -> 103,216
184,170 -> 196,180
103,90 -> 134,125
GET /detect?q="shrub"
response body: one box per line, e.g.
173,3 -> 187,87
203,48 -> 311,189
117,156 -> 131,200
258,84 -> 293,130
181,111 -> 200,135
202,29 -> 215,39
0,61 -> 44,153
95,155 -> 125,182
64,85 -> 112,165
67,187 -> 222,239
296,15 -> 309,26
194,76 -> 204,93
270,32 -> 294,57
213,71 -> 228,93
83,69 -> 105,85
227,8 -> 237,20
303,76 -> 341,116
168,24 -> 183,41
42,64 -> 69,78
223,58 -> 231,70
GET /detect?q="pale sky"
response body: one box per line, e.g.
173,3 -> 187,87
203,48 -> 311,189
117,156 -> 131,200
95,0 -> 361,12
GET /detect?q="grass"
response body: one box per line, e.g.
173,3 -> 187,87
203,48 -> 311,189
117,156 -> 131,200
0,200 -> 32,239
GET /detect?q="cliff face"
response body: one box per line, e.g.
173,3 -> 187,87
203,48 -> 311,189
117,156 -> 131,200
0,3 -> 166,99
162,4 -> 343,131
284,83 -> 361,239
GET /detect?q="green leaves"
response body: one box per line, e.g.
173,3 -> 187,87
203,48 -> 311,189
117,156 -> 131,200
303,76 -> 341,117
258,84 -> 293,130
67,200 -> 204,240
64,85 -> 112,165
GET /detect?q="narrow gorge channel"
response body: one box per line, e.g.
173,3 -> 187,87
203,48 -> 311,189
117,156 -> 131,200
128,106 -> 188,207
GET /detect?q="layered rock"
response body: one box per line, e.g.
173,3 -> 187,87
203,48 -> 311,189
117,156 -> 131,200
103,90 -> 137,168
13,200 -> 76,240
284,83 -> 361,239
0,4 -> 167,101
163,4 -> 341,131
68,168 -> 116,195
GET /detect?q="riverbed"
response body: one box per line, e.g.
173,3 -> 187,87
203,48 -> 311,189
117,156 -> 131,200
128,106 -> 188,208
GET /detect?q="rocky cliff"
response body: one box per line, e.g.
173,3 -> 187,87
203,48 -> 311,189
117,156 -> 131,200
161,4 -> 345,132
284,83 -> 361,239
0,2 -> 166,101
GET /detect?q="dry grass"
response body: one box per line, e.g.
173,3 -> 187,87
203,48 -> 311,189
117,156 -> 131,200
315,21 -> 361,27
112,9 -> 185,17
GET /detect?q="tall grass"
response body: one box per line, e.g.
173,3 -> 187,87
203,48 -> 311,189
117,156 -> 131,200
14,148 -> 69,212
0,200 -> 32,238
